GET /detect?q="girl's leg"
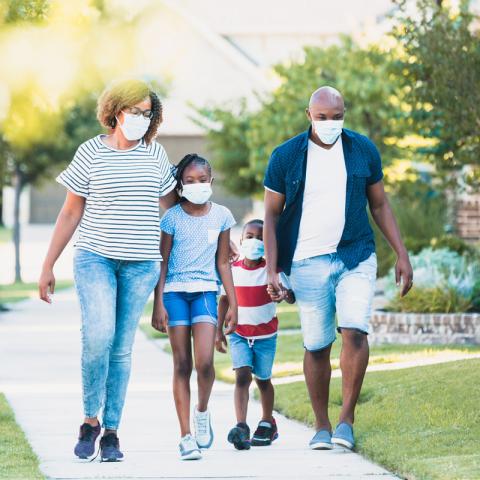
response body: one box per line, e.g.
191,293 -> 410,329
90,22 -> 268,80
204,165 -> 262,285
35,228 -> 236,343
103,259 -> 160,432
169,326 -> 194,437
73,249 -> 117,425
235,367 -> 252,424
192,322 -> 216,411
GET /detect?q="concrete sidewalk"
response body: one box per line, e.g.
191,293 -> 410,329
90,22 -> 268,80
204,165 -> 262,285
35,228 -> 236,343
0,289 -> 398,479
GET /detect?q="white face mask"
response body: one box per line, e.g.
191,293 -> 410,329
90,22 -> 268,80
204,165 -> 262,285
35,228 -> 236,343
117,113 -> 151,141
313,119 -> 344,145
181,182 -> 212,204
240,238 -> 264,260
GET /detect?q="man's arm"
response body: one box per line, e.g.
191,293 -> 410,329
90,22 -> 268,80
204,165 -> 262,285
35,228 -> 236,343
367,181 -> 413,296
264,189 -> 286,294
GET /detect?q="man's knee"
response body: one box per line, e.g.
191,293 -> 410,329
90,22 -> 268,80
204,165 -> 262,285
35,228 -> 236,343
340,328 -> 368,350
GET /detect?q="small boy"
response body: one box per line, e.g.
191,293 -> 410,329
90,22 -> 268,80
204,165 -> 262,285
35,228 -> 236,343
216,219 -> 295,450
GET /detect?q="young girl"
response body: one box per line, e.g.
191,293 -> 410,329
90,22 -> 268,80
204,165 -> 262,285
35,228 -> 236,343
151,153 -> 238,460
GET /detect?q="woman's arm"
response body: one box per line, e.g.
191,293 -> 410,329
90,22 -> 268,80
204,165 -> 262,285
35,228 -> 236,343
39,191 -> 85,303
152,231 -> 173,332
159,189 -> 178,212
216,229 -> 238,334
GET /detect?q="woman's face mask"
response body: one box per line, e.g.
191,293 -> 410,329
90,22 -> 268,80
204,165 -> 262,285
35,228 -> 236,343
117,112 -> 151,141
181,181 -> 213,204
240,238 -> 265,260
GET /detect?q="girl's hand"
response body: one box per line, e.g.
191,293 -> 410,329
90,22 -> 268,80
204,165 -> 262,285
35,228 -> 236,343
215,330 -> 228,353
151,304 -> 168,333
39,267 -> 55,304
224,306 -> 238,335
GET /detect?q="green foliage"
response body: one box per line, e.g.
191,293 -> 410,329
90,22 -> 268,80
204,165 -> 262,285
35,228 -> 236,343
387,286 -> 472,313
199,37 -> 407,196
275,359 -> 480,480
0,0 -> 49,24
393,0 -> 480,187
470,281 -> 480,312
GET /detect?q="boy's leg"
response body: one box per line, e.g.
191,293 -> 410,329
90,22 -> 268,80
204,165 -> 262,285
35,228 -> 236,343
255,378 -> 274,423
235,367 -> 253,424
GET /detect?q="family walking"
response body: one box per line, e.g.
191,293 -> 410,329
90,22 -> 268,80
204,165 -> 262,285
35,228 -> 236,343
38,78 -> 413,462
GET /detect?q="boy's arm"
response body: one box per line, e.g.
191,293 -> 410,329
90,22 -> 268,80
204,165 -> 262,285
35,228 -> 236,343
216,229 -> 238,335
152,231 -> 173,332
216,295 -> 229,353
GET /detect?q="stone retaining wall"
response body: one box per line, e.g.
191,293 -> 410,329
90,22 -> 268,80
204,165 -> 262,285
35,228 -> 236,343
370,311 -> 480,345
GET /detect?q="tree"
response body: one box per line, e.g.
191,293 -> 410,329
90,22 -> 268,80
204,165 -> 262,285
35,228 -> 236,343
392,0 -> 480,187
198,37 -> 409,196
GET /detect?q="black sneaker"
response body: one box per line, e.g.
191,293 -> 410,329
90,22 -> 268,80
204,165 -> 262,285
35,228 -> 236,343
227,422 -> 251,450
251,417 -> 278,446
74,422 -> 101,459
100,433 -> 124,462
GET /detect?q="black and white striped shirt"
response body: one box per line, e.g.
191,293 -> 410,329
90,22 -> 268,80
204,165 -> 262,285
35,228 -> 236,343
56,135 -> 176,261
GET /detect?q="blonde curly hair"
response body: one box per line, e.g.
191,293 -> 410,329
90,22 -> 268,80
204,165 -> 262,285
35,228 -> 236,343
97,79 -> 163,144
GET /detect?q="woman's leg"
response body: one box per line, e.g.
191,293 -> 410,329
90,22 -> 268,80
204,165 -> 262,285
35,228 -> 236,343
102,259 -> 160,431
169,326 -> 194,437
73,249 -> 117,425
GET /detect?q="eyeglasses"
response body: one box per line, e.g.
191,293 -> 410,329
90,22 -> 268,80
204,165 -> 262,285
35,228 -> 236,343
124,107 -> 153,119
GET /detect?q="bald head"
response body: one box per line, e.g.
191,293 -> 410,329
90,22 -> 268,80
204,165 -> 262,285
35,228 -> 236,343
309,86 -> 344,109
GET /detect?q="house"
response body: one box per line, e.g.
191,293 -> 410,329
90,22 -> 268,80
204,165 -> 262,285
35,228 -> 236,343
3,0 -> 399,226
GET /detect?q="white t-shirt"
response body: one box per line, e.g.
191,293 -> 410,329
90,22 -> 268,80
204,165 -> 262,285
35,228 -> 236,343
56,135 -> 176,261
293,138 -> 347,262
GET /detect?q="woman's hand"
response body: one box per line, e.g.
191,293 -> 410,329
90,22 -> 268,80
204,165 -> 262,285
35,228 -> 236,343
224,306 -> 238,335
151,304 -> 169,333
39,267 -> 55,304
215,330 -> 228,353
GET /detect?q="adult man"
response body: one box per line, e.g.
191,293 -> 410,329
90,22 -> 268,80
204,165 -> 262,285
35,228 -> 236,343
264,86 -> 413,450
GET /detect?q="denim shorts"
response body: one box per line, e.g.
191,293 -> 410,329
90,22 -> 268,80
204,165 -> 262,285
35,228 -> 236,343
229,333 -> 277,380
163,291 -> 218,327
289,252 -> 377,352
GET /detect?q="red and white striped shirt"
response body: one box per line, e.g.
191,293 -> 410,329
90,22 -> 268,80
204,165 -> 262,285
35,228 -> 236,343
229,259 -> 290,339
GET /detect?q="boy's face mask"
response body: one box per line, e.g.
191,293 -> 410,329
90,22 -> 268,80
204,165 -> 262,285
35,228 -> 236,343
240,238 -> 264,260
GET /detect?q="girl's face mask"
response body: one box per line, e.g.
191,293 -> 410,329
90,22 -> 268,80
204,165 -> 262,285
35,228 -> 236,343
181,181 -> 213,204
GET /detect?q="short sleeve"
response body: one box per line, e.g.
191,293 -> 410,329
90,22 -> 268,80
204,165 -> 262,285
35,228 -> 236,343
264,148 -> 286,195
279,272 -> 291,290
160,208 -> 176,235
366,139 -> 384,185
156,144 -> 176,196
220,207 -> 236,232
56,142 -> 93,198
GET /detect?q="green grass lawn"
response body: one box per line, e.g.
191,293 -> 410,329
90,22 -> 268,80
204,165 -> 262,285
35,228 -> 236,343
0,280 -> 74,307
274,359 -> 480,480
0,394 -> 43,479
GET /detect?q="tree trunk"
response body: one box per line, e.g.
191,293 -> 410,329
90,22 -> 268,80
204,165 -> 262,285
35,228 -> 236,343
13,164 -> 24,284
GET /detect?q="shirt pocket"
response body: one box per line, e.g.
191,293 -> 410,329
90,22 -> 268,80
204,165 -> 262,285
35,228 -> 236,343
207,229 -> 220,244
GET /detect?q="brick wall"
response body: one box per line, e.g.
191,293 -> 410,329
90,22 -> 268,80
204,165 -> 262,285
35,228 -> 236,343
456,194 -> 480,242
370,311 -> 480,345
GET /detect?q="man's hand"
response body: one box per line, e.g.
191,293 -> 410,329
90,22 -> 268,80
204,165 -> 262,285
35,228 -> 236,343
215,330 -> 228,353
395,254 -> 413,297
151,304 -> 169,333
267,283 -> 286,302
224,306 -> 238,335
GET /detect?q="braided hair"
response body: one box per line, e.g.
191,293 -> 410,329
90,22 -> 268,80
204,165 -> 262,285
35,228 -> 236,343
175,153 -> 212,192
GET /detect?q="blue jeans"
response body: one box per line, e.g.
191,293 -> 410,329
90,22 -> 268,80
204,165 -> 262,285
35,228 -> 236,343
229,333 -> 277,380
73,248 -> 160,429
163,291 -> 218,327
289,253 -> 377,351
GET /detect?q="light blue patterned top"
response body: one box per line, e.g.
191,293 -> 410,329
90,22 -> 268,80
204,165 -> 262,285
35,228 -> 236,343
160,202 -> 236,293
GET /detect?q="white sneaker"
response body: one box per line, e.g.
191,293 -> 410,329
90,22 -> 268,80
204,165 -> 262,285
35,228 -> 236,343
193,406 -> 214,449
179,434 -> 201,460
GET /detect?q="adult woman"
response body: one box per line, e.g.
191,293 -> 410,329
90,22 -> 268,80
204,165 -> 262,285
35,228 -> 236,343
38,79 -> 177,462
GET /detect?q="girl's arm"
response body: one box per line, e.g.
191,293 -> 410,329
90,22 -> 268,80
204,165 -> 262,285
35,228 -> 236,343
39,191 -> 85,303
216,295 -> 229,353
216,229 -> 238,335
152,231 -> 173,332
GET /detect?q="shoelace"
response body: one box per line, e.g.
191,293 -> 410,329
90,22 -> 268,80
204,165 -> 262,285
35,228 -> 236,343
196,415 -> 208,435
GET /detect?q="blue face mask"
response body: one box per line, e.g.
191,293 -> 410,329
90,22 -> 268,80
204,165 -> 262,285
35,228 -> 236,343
313,119 -> 344,145
240,238 -> 264,260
